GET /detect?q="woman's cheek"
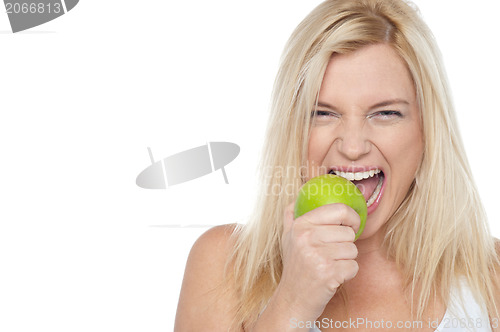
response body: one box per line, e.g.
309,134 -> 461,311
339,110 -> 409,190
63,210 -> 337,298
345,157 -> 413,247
307,129 -> 331,177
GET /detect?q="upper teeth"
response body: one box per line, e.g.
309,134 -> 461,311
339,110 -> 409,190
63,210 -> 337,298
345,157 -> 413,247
332,169 -> 381,181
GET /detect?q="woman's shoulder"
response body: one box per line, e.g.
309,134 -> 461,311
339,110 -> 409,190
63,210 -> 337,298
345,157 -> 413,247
189,223 -> 241,264
196,223 -> 240,246
174,223 -> 242,331
183,222 -> 242,284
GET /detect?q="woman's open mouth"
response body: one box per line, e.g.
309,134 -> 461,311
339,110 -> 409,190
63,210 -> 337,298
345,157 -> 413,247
328,168 -> 386,215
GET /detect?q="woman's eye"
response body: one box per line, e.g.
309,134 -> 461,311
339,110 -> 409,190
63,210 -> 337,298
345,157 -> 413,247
311,110 -> 339,118
371,110 -> 403,119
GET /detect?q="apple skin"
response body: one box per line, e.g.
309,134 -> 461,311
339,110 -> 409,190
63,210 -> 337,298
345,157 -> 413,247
294,174 -> 367,240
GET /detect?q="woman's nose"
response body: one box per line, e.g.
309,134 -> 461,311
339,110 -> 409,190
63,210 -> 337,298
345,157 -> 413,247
335,122 -> 371,161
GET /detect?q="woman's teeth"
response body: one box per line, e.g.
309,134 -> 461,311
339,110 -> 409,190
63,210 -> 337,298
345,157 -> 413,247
331,169 -> 384,207
332,169 -> 381,181
366,174 -> 383,207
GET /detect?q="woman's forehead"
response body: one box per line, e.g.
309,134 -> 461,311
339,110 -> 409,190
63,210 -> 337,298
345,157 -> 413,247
319,44 -> 415,107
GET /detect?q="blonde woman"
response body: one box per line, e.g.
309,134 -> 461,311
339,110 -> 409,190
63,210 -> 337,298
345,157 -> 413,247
175,0 -> 500,331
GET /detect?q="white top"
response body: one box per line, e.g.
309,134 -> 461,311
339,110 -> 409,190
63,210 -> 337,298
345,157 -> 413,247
308,279 -> 491,332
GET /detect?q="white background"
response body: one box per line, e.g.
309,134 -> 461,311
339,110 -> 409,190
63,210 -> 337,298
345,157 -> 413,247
0,1 -> 498,331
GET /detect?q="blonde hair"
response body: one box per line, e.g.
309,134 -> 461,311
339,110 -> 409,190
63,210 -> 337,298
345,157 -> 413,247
225,0 -> 500,329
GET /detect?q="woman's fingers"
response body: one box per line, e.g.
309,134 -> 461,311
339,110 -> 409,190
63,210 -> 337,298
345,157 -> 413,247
299,203 -> 360,233
278,201 -> 362,320
286,203 -> 360,245
327,241 -> 358,260
331,259 -> 359,287
314,224 -> 356,243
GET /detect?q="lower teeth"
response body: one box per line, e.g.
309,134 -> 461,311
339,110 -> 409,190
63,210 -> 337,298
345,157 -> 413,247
366,174 -> 384,207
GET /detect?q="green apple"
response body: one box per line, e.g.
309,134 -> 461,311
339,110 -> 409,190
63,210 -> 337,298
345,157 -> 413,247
294,174 -> 367,240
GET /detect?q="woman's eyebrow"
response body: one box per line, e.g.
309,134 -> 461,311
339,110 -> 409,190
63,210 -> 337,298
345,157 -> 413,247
369,99 -> 409,109
316,101 -> 336,110
315,99 -> 409,110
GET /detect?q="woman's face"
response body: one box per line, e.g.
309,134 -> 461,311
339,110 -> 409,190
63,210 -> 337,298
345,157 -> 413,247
307,43 -> 424,240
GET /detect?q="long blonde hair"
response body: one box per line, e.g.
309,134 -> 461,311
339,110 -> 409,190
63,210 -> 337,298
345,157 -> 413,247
226,0 -> 499,329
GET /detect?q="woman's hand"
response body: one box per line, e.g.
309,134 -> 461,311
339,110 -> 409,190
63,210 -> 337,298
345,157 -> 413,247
278,201 -> 360,322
